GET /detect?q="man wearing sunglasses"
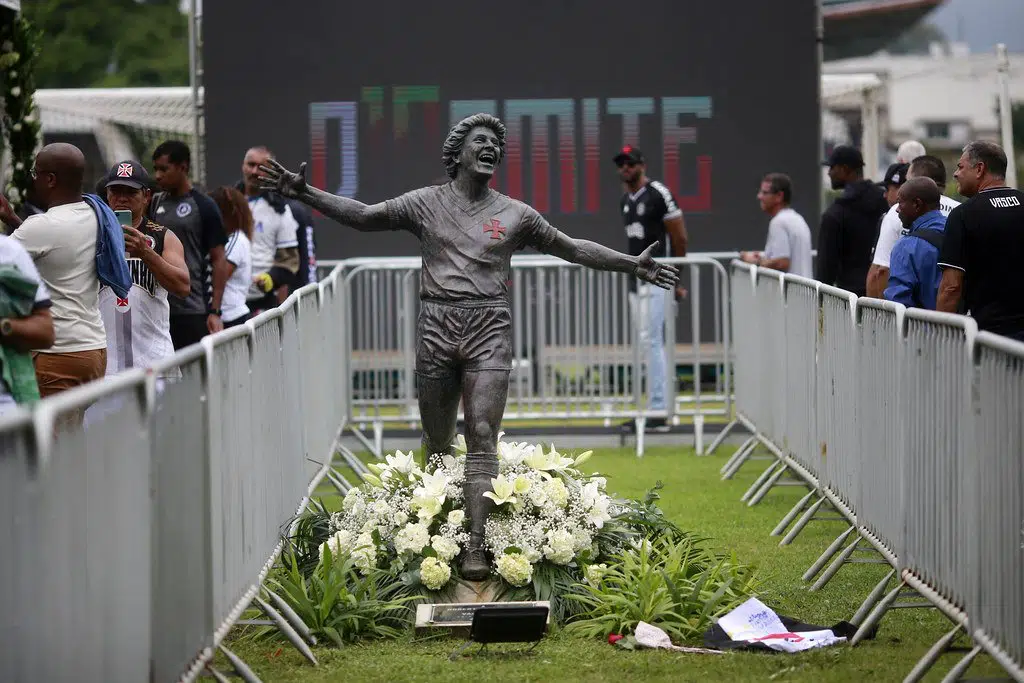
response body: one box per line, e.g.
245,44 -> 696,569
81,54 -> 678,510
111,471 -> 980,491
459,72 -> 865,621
614,146 -> 689,433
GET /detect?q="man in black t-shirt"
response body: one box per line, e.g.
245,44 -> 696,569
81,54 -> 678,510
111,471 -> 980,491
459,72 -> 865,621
937,140 -> 1024,341
149,140 -> 230,349
615,146 -> 689,432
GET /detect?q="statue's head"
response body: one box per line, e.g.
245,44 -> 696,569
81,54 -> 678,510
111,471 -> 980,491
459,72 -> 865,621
442,113 -> 506,180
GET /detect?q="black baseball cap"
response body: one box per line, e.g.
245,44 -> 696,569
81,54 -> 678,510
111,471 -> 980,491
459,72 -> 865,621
822,145 -> 864,169
881,162 -> 909,188
613,145 -> 645,165
104,160 -> 151,190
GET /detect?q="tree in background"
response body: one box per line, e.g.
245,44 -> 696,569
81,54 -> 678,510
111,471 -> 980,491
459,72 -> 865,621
24,0 -> 187,89
1,15 -> 42,211
1013,102 -> 1024,155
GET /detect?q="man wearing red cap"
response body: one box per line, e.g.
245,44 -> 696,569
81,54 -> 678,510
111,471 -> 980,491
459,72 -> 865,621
614,145 -> 689,433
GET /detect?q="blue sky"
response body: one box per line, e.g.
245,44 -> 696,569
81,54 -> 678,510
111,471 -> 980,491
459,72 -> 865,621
928,0 -> 1024,52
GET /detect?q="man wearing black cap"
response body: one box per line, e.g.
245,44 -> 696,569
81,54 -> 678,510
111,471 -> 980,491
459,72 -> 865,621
99,160 -> 190,377
614,145 -> 688,433
880,162 -> 909,209
817,145 -> 888,296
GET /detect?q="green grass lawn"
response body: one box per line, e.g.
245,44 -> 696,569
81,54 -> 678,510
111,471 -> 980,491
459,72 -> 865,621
213,444 -> 1005,682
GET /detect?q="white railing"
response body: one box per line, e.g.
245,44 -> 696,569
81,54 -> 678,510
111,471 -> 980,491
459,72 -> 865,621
0,267 -> 348,683
718,260 -> 1024,683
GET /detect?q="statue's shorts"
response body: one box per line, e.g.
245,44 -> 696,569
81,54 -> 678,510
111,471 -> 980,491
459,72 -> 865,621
416,298 -> 512,378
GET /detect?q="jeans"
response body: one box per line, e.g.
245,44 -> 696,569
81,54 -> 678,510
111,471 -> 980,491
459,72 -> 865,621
630,284 -> 668,412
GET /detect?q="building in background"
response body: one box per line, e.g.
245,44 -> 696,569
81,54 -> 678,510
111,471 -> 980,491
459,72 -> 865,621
825,42 -> 1024,184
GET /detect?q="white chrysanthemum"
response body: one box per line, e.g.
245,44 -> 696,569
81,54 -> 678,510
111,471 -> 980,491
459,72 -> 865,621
543,478 -> 569,509
431,535 -> 460,562
9,86 -> 20,98
420,557 -> 451,590
447,509 -> 465,526
495,553 -> 533,586
351,532 -> 376,572
542,528 -> 575,565
394,522 -> 431,555
394,511 -> 409,526
584,563 -> 609,586
318,529 -> 353,563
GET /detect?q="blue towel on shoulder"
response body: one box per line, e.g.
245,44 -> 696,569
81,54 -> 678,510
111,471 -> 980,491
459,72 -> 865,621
82,193 -> 132,299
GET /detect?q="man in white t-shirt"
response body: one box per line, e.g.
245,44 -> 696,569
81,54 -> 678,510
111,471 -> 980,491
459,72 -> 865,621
239,146 -> 300,313
0,232 -> 56,415
866,155 -> 961,298
2,143 -> 107,400
740,173 -> 814,278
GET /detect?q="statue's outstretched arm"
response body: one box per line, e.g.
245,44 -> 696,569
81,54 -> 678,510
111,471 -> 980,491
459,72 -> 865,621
258,158 -> 390,231
542,231 -> 679,290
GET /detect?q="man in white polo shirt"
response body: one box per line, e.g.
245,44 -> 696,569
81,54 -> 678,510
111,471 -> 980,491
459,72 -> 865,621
4,143 -> 107,399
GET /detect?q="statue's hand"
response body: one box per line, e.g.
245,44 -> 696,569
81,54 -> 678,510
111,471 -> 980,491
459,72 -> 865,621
257,157 -> 308,199
634,242 -> 680,290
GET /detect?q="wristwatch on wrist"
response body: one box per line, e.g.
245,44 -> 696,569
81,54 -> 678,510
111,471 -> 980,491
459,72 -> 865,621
0,318 -> 13,336
208,309 -> 222,317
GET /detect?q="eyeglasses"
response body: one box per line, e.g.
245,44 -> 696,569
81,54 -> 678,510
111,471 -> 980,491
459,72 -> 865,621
29,167 -> 55,180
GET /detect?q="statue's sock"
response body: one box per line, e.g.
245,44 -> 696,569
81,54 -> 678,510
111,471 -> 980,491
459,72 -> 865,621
461,452 -> 498,580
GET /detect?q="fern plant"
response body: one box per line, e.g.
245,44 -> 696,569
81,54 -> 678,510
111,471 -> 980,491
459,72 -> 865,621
565,533 -> 758,643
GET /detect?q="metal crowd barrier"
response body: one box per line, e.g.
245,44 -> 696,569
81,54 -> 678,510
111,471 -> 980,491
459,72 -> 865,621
339,254 -> 733,457
715,259 -> 1024,683
0,267 -> 348,682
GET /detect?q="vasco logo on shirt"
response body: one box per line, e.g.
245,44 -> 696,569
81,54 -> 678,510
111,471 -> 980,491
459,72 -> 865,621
176,203 -> 192,218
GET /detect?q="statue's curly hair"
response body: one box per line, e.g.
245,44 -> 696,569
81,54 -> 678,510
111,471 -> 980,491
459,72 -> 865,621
441,113 -> 507,179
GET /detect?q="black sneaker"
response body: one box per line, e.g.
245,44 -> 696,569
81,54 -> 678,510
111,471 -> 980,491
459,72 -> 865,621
645,418 -> 671,433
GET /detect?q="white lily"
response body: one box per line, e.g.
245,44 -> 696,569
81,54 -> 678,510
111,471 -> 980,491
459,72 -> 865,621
482,475 -> 517,506
451,434 -> 468,454
385,450 -> 416,475
413,470 -> 449,499
573,450 -> 594,467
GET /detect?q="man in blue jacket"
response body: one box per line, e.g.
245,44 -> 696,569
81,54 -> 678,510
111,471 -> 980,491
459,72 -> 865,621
884,177 -> 946,309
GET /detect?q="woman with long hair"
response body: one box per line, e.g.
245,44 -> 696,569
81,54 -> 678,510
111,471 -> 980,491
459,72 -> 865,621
208,186 -> 254,327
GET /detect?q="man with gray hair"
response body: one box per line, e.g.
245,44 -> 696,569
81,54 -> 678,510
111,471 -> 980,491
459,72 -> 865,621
896,140 -> 926,164
938,140 -> 1024,340
259,113 -> 679,580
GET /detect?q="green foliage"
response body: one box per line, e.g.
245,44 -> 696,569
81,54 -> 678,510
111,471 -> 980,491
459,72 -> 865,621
23,0 -> 188,89
564,533 -> 758,644
1,15 -> 42,210
284,498 -> 335,578
250,543 -> 418,647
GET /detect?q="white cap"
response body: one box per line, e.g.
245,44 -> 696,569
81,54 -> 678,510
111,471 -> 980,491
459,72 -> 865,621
896,140 -> 926,163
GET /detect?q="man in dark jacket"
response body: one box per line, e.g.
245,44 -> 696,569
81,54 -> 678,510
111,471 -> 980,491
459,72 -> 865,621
816,146 -> 888,296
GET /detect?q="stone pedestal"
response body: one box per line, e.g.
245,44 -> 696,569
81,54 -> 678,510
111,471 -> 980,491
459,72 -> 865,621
450,579 -> 500,604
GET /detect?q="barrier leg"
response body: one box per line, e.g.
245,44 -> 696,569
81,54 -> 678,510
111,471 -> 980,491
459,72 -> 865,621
254,595 -> 318,665
721,436 -> 756,478
267,588 -> 318,646
902,623 -> 964,683
741,459 -> 781,503
693,415 -> 704,455
802,525 -> 856,582
938,645 -> 983,683
771,489 -> 816,537
851,580 -> 905,646
705,418 -> 738,456
349,425 -> 382,459
851,568 -> 897,625
206,665 -> 232,683
219,644 -> 263,683
635,417 -> 646,458
810,534 -> 862,591
746,461 -> 790,506
778,493 -> 827,544
337,442 -> 370,475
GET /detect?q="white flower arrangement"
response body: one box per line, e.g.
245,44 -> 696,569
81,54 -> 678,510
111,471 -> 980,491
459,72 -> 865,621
320,434 -> 614,591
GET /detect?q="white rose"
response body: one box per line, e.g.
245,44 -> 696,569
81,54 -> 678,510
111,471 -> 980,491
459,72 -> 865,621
11,123 -> 21,132
9,86 -> 20,97
447,509 -> 465,526
14,162 -> 23,171
394,511 -> 409,526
